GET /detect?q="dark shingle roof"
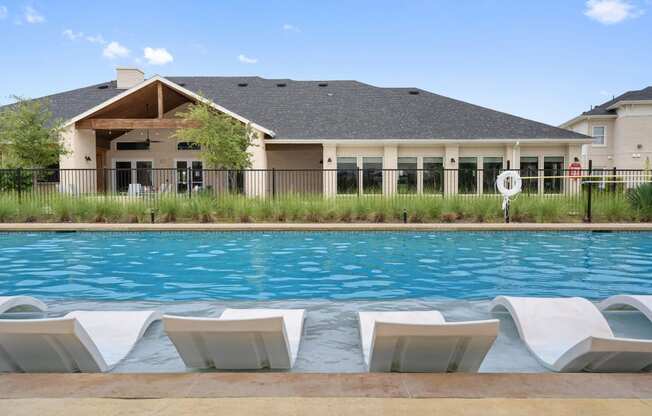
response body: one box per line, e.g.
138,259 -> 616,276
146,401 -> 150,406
2,76 -> 588,140
583,86 -> 652,116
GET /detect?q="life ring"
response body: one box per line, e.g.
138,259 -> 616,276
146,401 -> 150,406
496,171 -> 522,197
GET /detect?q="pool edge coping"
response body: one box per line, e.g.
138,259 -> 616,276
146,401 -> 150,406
1,222 -> 652,232
1,373 -> 651,399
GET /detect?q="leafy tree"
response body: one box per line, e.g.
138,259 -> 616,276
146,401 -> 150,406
0,96 -> 66,169
174,98 -> 254,169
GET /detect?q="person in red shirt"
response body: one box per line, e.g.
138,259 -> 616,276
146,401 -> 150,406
569,157 -> 582,179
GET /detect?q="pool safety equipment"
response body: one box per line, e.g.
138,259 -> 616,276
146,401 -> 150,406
496,171 -> 522,223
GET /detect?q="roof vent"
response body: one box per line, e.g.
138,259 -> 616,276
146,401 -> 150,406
238,82 -> 248,87
276,83 -> 287,87
97,85 -> 109,90
408,90 -> 420,95
178,83 -> 186,87
318,82 -> 328,87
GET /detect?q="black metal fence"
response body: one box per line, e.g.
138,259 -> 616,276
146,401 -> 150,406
0,166 -> 650,221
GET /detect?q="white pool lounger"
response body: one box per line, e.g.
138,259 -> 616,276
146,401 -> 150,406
163,308 -> 305,370
599,295 -> 652,323
0,310 -> 161,373
358,311 -> 499,372
0,296 -> 47,314
490,296 -> 652,372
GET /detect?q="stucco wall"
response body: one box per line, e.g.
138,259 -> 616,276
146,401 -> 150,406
565,104 -> 652,170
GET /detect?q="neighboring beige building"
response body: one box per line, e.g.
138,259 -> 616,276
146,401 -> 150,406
561,86 -> 652,171
2,68 -> 591,196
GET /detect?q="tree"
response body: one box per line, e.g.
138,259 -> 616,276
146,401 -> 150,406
0,96 -> 66,169
173,98 -> 255,169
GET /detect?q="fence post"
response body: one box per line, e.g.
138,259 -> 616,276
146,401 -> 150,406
611,166 -> 617,194
585,160 -> 593,223
16,168 -> 22,203
357,167 -> 362,197
187,167 -> 192,199
272,168 -> 276,199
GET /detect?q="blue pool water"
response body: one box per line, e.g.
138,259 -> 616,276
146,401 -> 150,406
1,231 -> 651,301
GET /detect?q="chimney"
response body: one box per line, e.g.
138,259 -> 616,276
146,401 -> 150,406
116,67 -> 144,89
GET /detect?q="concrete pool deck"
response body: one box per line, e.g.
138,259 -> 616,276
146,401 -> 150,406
2,374 -> 652,416
1,222 -> 652,232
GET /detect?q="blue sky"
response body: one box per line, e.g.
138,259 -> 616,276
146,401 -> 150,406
0,0 -> 650,125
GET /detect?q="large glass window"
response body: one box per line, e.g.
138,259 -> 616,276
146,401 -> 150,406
337,157 -> 358,194
458,157 -> 477,194
520,156 -> 539,194
397,157 -> 417,194
544,156 -> 564,194
362,157 -> 383,194
592,126 -> 605,145
423,157 -> 443,194
135,161 -> 153,188
482,157 -> 503,194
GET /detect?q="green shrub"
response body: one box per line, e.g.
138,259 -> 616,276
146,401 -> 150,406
626,184 -> 652,221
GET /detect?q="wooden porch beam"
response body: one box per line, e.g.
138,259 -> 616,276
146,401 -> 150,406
76,118 -> 198,130
157,82 -> 164,119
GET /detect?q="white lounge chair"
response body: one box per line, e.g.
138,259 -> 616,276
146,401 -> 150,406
163,308 -> 305,370
358,311 -> 499,372
599,295 -> 652,323
0,310 -> 160,373
0,296 -> 47,314
127,183 -> 143,196
490,296 -> 652,372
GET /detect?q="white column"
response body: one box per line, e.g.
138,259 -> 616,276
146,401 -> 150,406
567,143 -> 583,195
245,130 -> 267,197
322,144 -> 337,197
59,126 -> 97,194
383,145 -> 398,196
444,145 -> 459,195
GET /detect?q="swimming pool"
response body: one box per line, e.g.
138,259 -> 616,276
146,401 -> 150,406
1,231 -> 651,301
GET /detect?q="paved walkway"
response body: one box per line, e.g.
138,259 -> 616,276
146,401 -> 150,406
2,374 -> 652,416
4,398 -> 651,416
1,222 -> 651,231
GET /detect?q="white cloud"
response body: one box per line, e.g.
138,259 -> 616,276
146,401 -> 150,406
62,29 -> 83,41
282,23 -> 300,32
0,6 -> 8,19
103,41 -> 130,59
144,47 -> 173,65
24,6 -> 44,24
584,0 -> 643,24
238,54 -> 258,64
86,34 -> 106,44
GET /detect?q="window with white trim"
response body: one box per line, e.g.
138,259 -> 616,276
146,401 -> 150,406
592,126 -> 605,145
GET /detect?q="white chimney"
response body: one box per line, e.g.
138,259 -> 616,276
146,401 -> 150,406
116,67 -> 144,89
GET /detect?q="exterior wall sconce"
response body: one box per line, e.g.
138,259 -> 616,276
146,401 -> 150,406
84,156 -> 92,162
327,157 -> 332,163
450,157 -> 456,164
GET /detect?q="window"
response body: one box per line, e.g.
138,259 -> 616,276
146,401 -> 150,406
458,157 -> 477,194
482,157 -> 503,194
592,126 -> 605,146
38,162 -> 60,183
337,157 -> 358,194
136,161 -> 153,188
520,156 -> 539,194
177,142 -> 201,151
544,156 -> 564,194
397,157 -> 417,194
116,141 -> 149,150
423,157 -> 443,194
176,160 -> 204,193
362,157 -> 383,194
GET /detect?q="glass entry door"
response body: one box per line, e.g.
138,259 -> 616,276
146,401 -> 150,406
115,161 -> 132,193
176,160 -> 203,193
114,160 -> 152,193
